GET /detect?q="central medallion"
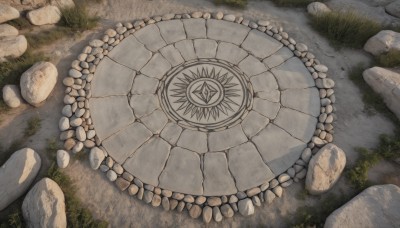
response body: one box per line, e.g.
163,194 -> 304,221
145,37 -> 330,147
158,59 -> 253,131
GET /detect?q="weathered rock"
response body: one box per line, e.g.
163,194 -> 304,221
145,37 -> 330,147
307,2 -> 331,16
20,62 -> 58,106
0,148 -> 41,210
385,1 -> 400,18
0,4 -> 19,24
306,144 -> 346,195
363,67 -> 400,120
324,184 -> 400,228
22,178 -> 66,228
212,206 -> 223,222
2,85 -> 22,108
238,198 -> 254,216
265,190 -> 276,204
364,30 -> 400,56
89,147 -> 105,170
56,150 -> 69,168
0,24 -> 18,37
221,204 -> 234,218
50,0 -> 75,8
27,6 -> 61,25
21,0 -> 46,7
189,205 -> 202,218
0,35 -> 27,60
202,206 -> 212,223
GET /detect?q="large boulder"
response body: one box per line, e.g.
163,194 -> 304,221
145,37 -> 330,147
0,35 -> 28,60
307,2 -> 331,16
2,84 -> 23,108
20,61 -> 58,106
364,30 -> 400,56
306,143 -> 346,195
0,24 -> 19,37
363,67 -> 400,120
27,6 -> 61,26
324,184 -> 400,228
386,0 -> 400,18
50,0 -> 75,9
0,148 -> 41,211
21,0 -> 47,7
22,178 -> 67,228
0,4 -> 19,24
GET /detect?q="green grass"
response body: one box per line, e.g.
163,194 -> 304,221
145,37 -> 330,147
375,50 -> 400,68
26,27 -> 74,49
24,116 -> 42,137
59,4 -> 99,31
310,11 -> 381,48
214,0 -> 248,8
271,0 -> 322,7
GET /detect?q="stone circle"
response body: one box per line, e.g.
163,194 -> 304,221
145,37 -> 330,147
60,12 -> 336,221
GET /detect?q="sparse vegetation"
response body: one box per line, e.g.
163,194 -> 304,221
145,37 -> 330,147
375,50 -> 400,68
24,116 -> 42,137
271,0 -> 321,7
26,27 -> 74,49
59,4 -> 99,31
310,11 -> 381,48
214,0 -> 248,8
7,17 -> 32,30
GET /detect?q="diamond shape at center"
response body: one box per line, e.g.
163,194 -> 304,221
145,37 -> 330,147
192,81 -> 218,104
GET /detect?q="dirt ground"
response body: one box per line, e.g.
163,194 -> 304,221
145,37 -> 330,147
0,0 -> 398,227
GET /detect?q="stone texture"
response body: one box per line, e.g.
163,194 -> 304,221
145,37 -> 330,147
0,148 -> 41,210
207,19 -> 250,45
203,206 -> 212,223
108,36 -> 152,71
194,39 -> 218,58
2,84 -> 22,108
271,58 -> 315,89
242,30 -> 283,59
306,144 -> 346,195
89,96 -> 135,141
263,48 -> 293,68
228,142 -> 274,191
56,150 -> 69,169
0,35 -> 28,60
364,30 -> 400,56
216,42 -> 248,65
0,4 -> 19,23
238,198 -> 254,216
189,205 -> 202,218
20,62 -> 57,107
252,124 -> 306,175
22,178 -> 66,228
131,74 -> 159,95
174,40 -> 196,61
183,18 -> 206,39
363,67 -> 400,120
386,1 -> 400,18
157,20 -> 186,44
102,122 -> 152,164
92,57 -> 135,97
89,147 -> 105,170
140,109 -> 168,134
203,152 -> 237,196
141,53 -> 171,79
307,2 -> 331,16
160,122 -> 183,145
27,6 -> 61,25
238,55 -> 268,77
123,137 -> 171,186
177,129 -> 208,153
252,98 -> 280,119
0,24 -> 18,37
241,111 -> 270,138
324,185 -> 400,228
130,94 -> 159,117
134,24 -> 166,51
208,125 -> 248,151
281,88 -> 320,117
159,147 -> 203,195
159,45 -> 184,67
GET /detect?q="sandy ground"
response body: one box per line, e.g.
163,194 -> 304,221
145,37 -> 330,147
0,0 -> 398,227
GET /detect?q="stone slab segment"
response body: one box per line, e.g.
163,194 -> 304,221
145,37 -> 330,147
250,71 -> 279,92
324,184 -> 400,228
183,18 -> 206,39
102,122 -> 152,164
274,108 -> 317,143
108,36 -> 152,71
130,94 -> 160,118
160,45 -> 185,67
238,55 -> 268,77
281,88 -> 320,117
242,30 -> 283,59
123,137 -> 171,186
206,19 -> 250,45
140,109 -> 168,134
177,129 -> 208,153
140,53 -> 171,79
208,125 -> 248,151
252,124 -> 306,175
228,142 -> 274,191
160,122 -> 183,145
257,90 -> 281,103
263,47 -> 294,68
216,42 -> 248,65
174,40 -> 197,61
252,98 -> 280,119
92,57 -> 135,97
159,147 -> 203,195
194,39 -> 218,59
241,111 -> 270,138
203,152 -> 237,196
157,20 -> 186,44
131,74 -> 159,94
134,24 -> 166,52
271,58 -> 315,89
89,96 -> 135,141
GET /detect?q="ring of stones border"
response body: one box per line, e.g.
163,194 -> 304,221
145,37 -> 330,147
60,11 -> 336,222
158,58 -> 254,132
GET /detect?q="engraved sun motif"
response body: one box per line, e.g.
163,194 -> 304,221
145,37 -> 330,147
170,67 -> 241,121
